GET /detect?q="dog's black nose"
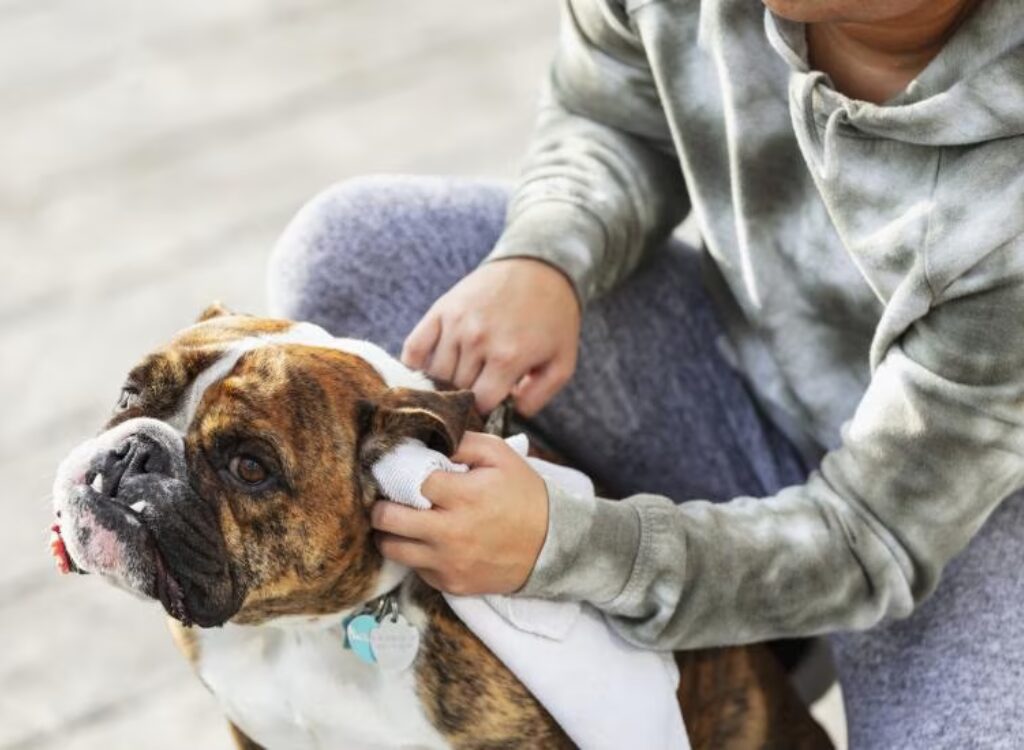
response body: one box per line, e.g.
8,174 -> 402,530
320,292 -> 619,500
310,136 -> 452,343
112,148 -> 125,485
90,433 -> 173,499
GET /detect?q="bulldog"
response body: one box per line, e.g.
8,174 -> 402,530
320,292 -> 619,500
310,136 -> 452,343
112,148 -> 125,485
50,304 -> 831,750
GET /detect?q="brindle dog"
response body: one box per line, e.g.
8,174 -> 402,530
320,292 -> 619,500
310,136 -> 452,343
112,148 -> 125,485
50,306 -> 831,749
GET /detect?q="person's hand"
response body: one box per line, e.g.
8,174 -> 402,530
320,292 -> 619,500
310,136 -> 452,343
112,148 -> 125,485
402,258 -> 581,416
369,432 -> 549,595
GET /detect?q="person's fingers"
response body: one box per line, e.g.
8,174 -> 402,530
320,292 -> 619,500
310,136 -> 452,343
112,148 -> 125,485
420,469 -> 473,510
370,500 -> 441,541
449,431 -> 511,468
374,532 -> 435,569
512,357 -> 575,417
471,357 -> 525,414
452,346 -> 484,390
402,313 -> 441,370
425,327 -> 460,384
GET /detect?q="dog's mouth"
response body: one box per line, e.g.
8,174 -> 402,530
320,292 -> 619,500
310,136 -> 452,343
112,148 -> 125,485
50,419 -> 249,628
50,486 -> 193,627
151,537 -> 190,625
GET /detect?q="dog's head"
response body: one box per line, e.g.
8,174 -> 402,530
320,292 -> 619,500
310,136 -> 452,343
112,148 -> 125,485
51,305 -> 475,628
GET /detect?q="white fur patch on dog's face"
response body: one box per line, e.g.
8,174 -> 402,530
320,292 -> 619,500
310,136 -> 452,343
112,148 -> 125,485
269,321 -> 434,391
167,320 -> 434,434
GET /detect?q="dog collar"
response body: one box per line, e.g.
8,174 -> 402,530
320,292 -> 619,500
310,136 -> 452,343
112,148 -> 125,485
342,400 -> 510,671
342,591 -> 420,672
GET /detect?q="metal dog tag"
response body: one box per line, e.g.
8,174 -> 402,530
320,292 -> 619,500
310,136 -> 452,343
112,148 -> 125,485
370,615 -> 421,672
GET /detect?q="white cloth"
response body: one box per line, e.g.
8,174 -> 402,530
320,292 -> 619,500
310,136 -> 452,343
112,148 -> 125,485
370,438 -> 468,509
371,436 -> 690,750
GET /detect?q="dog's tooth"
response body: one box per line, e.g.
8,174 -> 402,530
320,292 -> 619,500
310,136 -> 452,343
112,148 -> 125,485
130,500 -> 148,513
90,473 -> 104,493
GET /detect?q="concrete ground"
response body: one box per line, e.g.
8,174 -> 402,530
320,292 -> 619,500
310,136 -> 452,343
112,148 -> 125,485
0,1 -> 844,747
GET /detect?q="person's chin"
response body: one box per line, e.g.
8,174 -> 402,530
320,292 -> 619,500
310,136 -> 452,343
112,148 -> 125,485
762,0 -> 924,23
762,0 -> 843,23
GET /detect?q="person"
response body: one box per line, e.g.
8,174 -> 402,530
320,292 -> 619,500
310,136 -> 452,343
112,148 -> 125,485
268,0 -> 1024,745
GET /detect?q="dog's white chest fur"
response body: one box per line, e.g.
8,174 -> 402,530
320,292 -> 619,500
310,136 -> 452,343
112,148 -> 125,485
195,620 -> 448,750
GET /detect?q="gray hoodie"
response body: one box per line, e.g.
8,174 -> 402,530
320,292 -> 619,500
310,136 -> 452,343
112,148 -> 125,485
487,0 -> 1024,649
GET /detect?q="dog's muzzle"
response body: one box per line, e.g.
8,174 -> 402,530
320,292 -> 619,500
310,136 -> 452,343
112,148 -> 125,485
51,418 -> 243,627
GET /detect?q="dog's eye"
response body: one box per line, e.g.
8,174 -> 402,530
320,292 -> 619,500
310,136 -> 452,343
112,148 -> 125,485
116,387 -> 139,412
229,455 -> 269,486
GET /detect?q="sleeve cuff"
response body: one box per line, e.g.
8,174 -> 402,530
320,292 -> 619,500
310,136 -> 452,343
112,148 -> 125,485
484,199 -> 609,308
518,478 -> 642,605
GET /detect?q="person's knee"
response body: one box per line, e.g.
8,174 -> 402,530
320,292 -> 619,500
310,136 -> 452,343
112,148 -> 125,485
266,177 -> 381,323
266,175 -> 508,345
266,176 -> 398,324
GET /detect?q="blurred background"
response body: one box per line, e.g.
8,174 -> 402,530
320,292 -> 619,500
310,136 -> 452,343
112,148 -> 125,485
1,1 -> 554,746
0,1 -> 845,748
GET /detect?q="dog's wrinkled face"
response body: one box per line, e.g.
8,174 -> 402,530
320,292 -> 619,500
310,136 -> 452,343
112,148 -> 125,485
51,308 -> 473,628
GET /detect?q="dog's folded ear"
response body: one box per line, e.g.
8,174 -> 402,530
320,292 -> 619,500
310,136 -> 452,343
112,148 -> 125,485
195,301 -> 235,322
358,388 -> 476,463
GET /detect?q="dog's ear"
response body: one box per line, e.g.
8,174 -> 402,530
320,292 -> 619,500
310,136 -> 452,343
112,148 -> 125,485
358,388 -> 475,462
196,301 -> 235,323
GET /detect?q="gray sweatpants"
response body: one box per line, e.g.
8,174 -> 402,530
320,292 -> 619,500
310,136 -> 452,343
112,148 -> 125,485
267,175 -> 1024,749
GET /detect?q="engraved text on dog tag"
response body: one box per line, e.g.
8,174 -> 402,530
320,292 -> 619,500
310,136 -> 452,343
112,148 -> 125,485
370,615 -> 421,672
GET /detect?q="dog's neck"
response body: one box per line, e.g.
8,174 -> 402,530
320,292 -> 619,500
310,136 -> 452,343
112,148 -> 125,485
239,559 -> 413,632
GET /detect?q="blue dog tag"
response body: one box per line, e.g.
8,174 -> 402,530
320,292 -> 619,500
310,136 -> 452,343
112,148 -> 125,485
345,614 -> 379,665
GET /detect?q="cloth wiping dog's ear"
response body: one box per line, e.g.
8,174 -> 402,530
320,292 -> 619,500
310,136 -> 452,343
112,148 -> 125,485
195,301 -> 235,322
358,388 -> 475,463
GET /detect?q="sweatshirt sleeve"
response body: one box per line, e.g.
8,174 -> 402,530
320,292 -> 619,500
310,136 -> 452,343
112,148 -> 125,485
519,246 -> 1024,649
485,0 -> 688,306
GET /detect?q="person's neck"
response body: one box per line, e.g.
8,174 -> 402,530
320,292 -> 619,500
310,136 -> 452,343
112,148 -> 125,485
806,0 -> 981,103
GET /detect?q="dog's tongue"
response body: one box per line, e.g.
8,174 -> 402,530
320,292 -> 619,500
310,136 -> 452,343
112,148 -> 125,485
49,523 -> 74,575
